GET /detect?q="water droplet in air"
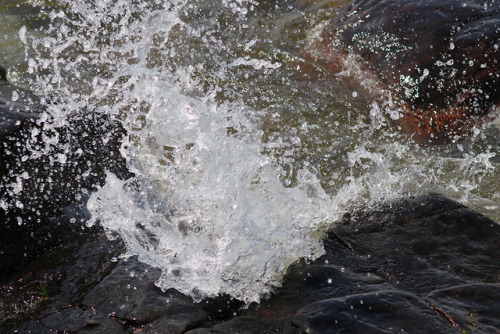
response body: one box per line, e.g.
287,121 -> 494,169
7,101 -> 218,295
57,154 -> 67,164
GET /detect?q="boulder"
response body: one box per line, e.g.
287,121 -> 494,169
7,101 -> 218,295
292,290 -> 457,333
1,195 -> 499,333
426,283 -> 500,333
240,194 -> 500,333
0,67 -> 132,282
321,0 -> 500,143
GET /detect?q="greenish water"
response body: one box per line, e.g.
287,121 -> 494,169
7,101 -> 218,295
1,0 -> 499,303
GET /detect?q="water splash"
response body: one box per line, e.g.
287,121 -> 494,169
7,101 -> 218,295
86,85 -> 338,303
11,0 -> 499,304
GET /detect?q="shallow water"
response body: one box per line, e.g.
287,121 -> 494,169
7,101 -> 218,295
1,0 -> 499,304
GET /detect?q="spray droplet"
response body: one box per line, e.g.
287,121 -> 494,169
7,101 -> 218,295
18,26 -> 27,44
57,153 -> 67,164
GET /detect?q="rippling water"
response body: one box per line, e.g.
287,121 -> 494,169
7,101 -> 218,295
2,0 -> 499,304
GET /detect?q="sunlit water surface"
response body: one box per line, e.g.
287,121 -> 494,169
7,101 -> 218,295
2,0 -> 499,304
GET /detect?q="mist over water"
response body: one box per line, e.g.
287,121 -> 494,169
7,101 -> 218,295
5,0 -> 499,303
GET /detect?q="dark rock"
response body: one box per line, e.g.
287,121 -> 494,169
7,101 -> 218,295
292,290 -> 457,333
0,69 -> 132,282
426,283 -> 500,333
135,310 -> 209,333
81,257 -> 208,327
0,194 -> 99,284
8,312 -> 127,334
243,259 -> 390,319
39,308 -> 128,333
330,194 -> 500,293
2,194 -> 499,333
0,66 -> 6,81
7,320 -> 52,334
41,308 -> 92,332
0,234 -> 123,332
71,315 -> 128,334
322,0 -> 500,142
0,79 -> 43,140
186,316 -> 301,334
239,194 -> 500,333
197,294 -> 246,322
0,103 -> 131,218
34,235 -> 124,304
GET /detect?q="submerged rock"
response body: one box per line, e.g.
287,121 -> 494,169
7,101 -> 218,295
2,194 -> 498,333
321,0 -> 500,143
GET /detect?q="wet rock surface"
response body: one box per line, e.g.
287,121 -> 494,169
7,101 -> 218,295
1,2 -> 500,330
291,290 -> 457,334
1,194 -> 499,333
0,69 -> 132,282
322,0 -> 500,142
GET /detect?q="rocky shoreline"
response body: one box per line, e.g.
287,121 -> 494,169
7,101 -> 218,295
1,0 -> 500,331
1,192 -> 499,333
1,82 -> 499,330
